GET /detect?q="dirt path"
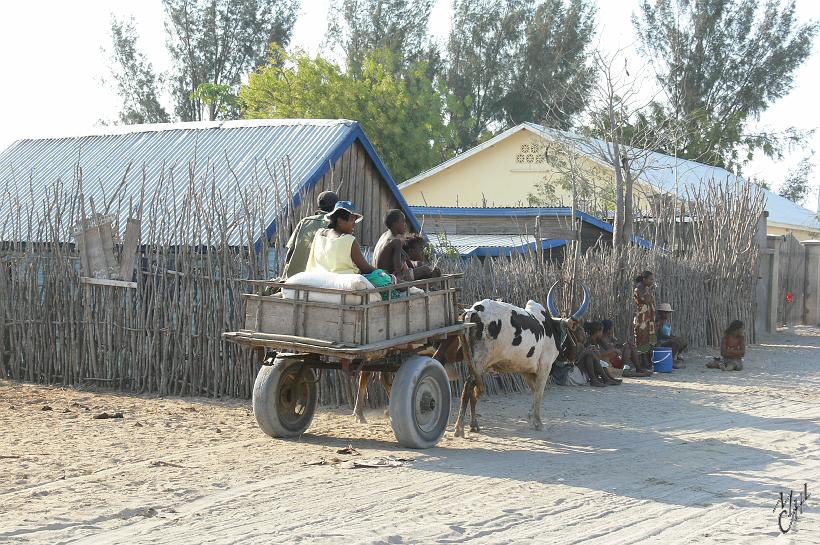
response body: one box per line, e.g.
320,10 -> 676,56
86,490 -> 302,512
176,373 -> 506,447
2,328 -> 819,544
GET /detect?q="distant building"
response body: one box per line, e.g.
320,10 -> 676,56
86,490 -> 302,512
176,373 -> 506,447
400,122 -> 820,241
413,206 -> 652,258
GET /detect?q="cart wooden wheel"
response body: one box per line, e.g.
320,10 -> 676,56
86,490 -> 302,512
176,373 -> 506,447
253,357 -> 318,438
389,356 -> 451,449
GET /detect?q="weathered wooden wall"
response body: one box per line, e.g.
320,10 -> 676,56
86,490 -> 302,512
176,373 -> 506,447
770,235 -> 812,326
289,141 -> 407,250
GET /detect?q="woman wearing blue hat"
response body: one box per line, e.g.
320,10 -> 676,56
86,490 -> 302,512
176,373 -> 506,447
305,200 -> 376,275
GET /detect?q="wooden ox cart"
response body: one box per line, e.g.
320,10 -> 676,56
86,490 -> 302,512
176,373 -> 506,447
223,274 -> 472,449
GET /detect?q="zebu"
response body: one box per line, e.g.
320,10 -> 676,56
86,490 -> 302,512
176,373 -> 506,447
444,283 -> 589,436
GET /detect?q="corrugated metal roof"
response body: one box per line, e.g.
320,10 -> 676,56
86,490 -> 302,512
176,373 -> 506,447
411,205 -> 612,231
413,205 -> 655,250
0,119 -> 420,245
426,232 -> 567,257
629,149 -> 820,232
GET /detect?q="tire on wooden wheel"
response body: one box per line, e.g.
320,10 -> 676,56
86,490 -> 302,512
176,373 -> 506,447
389,356 -> 451,449
253,358 -> 318,438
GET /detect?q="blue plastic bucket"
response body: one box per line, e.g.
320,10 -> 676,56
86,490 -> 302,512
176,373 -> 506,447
652,347 -> 674,373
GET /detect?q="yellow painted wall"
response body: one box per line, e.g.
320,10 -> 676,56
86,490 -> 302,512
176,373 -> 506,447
768,224 -> 820,242
401,128 -> 652,209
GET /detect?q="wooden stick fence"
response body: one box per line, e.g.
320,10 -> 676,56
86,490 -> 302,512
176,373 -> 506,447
1,163 -> 764,408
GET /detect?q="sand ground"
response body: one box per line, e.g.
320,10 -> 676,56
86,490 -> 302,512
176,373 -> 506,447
1,327 -> 819,544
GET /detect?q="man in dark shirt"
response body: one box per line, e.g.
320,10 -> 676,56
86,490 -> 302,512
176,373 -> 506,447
281,191 -> 338,279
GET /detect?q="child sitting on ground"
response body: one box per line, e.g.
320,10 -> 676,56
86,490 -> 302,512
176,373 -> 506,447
707,320 -> 745,371
657,303 -> 688,368
600,319 -> 652,377
577,321 -> 622,387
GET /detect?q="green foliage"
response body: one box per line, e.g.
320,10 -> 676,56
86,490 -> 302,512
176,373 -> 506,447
444,0 -> 596,155
163,0 -> 299,121
191,83 -> 240,119
504,0 -> 597,129
444,0 -> 527,154
108,17 -> 170,124
633,0 -> 819,169
752,178 -> 772,191
240,47 -> 447,181
432,232 -> 461,259
525,139 -> 614,212
526,179 -> 558,206
326,0 -> 436,75
778,154 -> 815,204
108,0 -> 299,124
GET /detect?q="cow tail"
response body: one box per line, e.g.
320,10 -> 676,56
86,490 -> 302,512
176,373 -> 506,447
461,307 -> 484,396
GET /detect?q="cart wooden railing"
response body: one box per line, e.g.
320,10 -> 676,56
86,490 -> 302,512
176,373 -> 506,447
232,274 -> 463,350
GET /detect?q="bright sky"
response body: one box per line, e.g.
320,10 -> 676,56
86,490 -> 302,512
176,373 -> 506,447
0,0 -> 818,208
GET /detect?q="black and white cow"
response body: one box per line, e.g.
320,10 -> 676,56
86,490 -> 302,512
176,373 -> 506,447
447,283 -> 589,436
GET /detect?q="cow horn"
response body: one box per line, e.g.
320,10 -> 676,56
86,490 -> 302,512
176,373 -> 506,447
571,284 -> 590,321
546,281 -> 561,317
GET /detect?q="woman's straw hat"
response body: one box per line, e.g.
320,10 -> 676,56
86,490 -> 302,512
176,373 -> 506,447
657,303 -> 674,312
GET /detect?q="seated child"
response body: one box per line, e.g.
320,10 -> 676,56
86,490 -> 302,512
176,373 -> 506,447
707,320 -> 745,371
372,210 -> 441,284
657,303 -> 688,368
577,321 -> 621,387
403,234 -> 441,280
601,319 -> 652,377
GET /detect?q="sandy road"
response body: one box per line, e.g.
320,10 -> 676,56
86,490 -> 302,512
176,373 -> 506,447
1,327 -> 819,544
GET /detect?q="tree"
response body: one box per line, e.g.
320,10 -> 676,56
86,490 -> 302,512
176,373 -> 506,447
503,0 -> 597,130
778,154 -> 815,204
107,17 -> 170,124
443,0 -> 596,155
525,135 -> 614,215
108,0 -> 299,124
633,0 -> 819,170
163,0 -> 299,121
444,0 -> 527,155
553,47 -> 680,248
241,47 -> 447,181
326,0 -> 436,75
191,83 -> 241,120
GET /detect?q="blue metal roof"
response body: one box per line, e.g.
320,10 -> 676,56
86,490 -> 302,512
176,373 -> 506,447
411,205 -> 654,250
0,119 -> 419,245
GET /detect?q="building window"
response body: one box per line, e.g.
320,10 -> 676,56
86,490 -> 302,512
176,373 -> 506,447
515,142 -> 546,164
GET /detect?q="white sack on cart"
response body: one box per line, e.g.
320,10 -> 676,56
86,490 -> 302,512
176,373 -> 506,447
283,271 -> 381,304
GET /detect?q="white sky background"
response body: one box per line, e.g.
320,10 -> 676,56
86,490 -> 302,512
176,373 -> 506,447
0,0 -> 818,208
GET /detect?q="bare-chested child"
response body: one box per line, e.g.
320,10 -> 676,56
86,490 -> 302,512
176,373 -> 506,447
576,321 -> 621,387
372,209 -> 438,281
